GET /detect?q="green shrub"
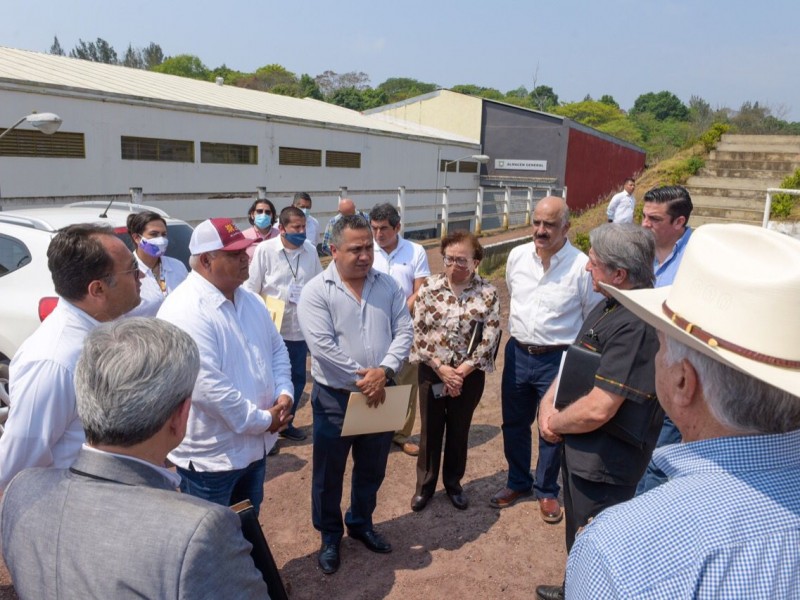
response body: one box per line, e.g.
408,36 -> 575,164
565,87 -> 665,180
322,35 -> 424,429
698,123 -> 730,152
772,168 -> 800,219
664,155 -> 705,185
573,232 -> 591,254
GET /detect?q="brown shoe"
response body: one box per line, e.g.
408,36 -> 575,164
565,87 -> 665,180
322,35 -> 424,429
402,442 -> 419,456
539,497 -> 563,524
489,487 -> 533,508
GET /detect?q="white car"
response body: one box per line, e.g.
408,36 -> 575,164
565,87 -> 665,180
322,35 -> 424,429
0,202 -> 193,431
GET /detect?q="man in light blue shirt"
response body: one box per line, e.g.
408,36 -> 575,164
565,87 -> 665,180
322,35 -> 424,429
566,224 -> 800,599
636,186 -> 694,494
298,214 -> 413,575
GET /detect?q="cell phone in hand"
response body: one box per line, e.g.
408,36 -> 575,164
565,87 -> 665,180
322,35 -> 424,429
431,382 -> 446,398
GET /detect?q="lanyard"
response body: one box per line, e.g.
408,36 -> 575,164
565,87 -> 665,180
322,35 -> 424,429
281,250 -> 301,281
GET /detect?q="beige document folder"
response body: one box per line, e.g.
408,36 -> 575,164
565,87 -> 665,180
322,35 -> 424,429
263,296 -> 285,332
340,384 -> 412,436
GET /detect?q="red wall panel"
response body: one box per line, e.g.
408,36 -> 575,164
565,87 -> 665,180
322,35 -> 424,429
564,128 -> 646,212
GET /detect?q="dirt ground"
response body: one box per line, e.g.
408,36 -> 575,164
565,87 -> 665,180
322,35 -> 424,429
0,228 -> 570,599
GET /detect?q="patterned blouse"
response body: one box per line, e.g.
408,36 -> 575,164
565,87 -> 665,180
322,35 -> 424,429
410,273 -> 502,373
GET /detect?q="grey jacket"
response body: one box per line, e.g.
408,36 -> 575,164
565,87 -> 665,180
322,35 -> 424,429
1,448 -> 269,599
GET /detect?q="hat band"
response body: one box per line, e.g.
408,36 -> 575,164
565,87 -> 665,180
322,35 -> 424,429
662,301 -> 800,369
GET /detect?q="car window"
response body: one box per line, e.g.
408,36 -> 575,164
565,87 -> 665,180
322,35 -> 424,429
0,235 -> 32,278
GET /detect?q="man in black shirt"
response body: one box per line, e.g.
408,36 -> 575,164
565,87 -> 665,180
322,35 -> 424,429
535,224 -> 663,600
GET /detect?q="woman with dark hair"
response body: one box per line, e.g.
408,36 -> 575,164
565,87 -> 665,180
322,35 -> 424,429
126,211 -> 188,317
243,198 -> 279,262
409,231 -> 501,512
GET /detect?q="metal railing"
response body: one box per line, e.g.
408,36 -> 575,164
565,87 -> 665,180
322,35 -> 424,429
764,188 -> 800,227
260,183 -> 565,239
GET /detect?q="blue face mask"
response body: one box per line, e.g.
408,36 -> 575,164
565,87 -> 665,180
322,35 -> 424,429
254,214 -> 272,229
301,208 -> 310,217
283,232 -> 307,247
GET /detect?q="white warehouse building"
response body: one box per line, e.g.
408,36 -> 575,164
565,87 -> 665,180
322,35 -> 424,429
0,46 -> 481,232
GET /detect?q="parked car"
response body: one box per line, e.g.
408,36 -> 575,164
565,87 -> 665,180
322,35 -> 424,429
0,202 -> 193,431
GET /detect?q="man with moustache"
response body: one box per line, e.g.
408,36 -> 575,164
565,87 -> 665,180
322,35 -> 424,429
490,197 -> 602,523
0,224 -> 142,489
158,218 -> 293,514
298,215 -> 413,575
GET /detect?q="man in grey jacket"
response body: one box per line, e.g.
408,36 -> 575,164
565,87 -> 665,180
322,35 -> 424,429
0,318 -> 268,599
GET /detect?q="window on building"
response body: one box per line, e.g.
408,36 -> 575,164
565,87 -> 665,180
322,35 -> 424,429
200,142 -> 258,165
326,150 -> 361,169
439,159 -> 458,173
279,147 -> 322,167
0,130 -> 85,158
458,161 -> 479,173
121,136 -> 194,162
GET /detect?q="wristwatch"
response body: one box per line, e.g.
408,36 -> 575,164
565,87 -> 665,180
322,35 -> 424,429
380,365 -> 395,382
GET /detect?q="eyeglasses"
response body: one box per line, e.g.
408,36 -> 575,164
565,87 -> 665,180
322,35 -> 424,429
255,209 -> 272,215
442,255 -> 473,268
102,263 -> 141,282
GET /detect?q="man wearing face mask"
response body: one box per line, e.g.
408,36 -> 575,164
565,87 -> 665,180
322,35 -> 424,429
247,206 -> 323,442
125,211 -> 189,317
293,192 -> 321,249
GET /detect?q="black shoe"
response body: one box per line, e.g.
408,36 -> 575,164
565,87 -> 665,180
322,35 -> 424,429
448,492 -> 468,510
347,528 -> 392,553
318,543 -> 340,575
280,425 -> 306,441
411,493 -> 431,512
267,442 -> 279,456
535,584 -> 564,600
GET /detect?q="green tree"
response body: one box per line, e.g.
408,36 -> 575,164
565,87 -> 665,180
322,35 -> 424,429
142,43 -> 164,69
315,70 -> 371,98
49,36 -> 65,56
122,44 -> 143,69
377,77 -> 438,103
299,74 -> 324,100
598,94 -> 619,108
152,54 -> 210,80
211,64 -> 247,85
553,100 -> 624,128
529,85 -> 559,111
630,91 -> 689,121
330,87 -> 388,111
69,38 -> 118,64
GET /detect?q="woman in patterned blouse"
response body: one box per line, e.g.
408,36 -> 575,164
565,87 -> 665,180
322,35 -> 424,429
409,231 -> 502,512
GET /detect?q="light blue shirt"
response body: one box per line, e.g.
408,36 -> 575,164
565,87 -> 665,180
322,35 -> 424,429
654,227 -> 692,287
566,429 -> 800,598
298,263 -> 413,391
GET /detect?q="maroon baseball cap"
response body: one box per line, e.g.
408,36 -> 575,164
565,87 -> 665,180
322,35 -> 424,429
189,218 -> 253,253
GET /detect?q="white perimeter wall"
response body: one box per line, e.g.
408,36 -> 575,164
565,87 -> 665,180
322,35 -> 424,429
0,89 -> 480,227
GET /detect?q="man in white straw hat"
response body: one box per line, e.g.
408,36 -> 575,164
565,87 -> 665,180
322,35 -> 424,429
565,224 -> 800,598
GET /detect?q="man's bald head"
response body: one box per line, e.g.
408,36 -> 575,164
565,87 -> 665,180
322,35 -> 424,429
338,198 -> 356,216
537,196 -> 570,227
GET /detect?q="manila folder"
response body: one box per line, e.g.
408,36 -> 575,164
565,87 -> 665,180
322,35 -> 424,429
340,385 -> 412,436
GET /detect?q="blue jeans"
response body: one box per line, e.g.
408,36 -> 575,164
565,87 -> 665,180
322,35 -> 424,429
635,414 -> 682,495
501,338 -> 563,498
284,339 -> 308,418
177,455 -> 267,513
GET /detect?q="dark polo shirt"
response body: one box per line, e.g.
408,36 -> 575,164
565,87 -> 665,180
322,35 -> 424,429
564,297 -> 662,486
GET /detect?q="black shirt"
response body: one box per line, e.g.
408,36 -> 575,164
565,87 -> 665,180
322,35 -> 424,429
564,297 -> 662,486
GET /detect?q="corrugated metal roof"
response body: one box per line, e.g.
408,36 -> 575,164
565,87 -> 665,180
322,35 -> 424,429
0,46 -> 476,145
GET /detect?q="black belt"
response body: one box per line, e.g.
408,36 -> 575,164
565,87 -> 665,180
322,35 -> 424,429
515,340 -> 569,355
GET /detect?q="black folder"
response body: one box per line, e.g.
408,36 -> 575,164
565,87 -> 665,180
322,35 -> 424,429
231,499 -> 289,600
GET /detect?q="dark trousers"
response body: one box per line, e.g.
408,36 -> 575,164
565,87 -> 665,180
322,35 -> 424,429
177,455 -> 267,514
562,450 -> 637,553
284,339 -> 308,417
500,338 -> 563,498
311,382 -> 393,545
415,363 -> 484,497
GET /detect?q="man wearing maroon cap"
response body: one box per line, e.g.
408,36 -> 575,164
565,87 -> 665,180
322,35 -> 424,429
158,218 -> 294,513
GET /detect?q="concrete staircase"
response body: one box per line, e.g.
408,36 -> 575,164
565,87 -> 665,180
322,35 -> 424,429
686,134 -> 800,226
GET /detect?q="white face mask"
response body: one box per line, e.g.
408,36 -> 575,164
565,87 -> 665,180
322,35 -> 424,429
301,208 -> 310,217
139,236 -> 169,258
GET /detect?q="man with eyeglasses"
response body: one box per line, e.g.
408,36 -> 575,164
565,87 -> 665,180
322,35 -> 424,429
490,196 -> 602,524
0,224 -> 143,489
158,218 -> 294,514
369,202 -> 430,457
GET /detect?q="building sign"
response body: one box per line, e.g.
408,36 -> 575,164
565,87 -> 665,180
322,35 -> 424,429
495,159 -> 547,171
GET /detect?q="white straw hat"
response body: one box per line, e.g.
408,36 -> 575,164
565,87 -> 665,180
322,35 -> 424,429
603,223 -> 800,397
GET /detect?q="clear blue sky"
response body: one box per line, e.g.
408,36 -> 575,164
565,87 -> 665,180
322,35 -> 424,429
3,0 -> 798,120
